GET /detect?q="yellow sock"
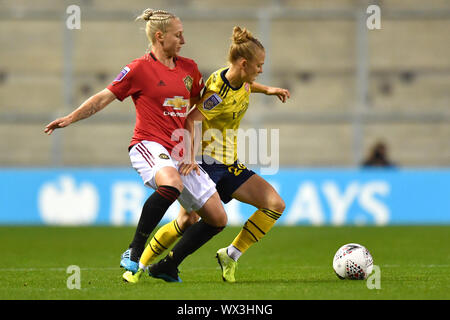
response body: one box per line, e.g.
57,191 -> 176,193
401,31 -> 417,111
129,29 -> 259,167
139,219 -> 183,267
231,208 -> 282,254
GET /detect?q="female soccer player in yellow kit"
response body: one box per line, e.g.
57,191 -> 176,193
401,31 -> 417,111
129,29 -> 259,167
127,26 -> 290,283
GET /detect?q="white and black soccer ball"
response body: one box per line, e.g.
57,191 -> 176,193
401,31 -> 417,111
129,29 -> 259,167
333,243 -> 374,280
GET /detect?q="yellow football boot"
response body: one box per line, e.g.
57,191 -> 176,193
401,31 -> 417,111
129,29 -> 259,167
216,248 -> 237,283
122,268 -> 144,284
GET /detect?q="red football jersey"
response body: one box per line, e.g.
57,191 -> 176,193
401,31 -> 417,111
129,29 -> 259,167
107,52 -> 204,156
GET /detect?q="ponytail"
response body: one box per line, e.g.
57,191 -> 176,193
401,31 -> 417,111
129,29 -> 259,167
228,26 -> 264,63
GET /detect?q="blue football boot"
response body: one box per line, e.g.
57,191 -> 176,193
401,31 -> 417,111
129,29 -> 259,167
120,248 -> 139,274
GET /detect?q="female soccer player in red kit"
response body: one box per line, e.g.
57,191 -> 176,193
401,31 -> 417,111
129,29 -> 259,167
44,8 -> 227,282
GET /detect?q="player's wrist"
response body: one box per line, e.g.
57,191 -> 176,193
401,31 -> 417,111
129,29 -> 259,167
66,114 -> 77,124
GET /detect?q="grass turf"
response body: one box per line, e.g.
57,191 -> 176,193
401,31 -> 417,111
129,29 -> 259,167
0,226 -> 448,300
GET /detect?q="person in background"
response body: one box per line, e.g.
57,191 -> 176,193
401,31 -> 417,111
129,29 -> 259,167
362,141 -> 396,168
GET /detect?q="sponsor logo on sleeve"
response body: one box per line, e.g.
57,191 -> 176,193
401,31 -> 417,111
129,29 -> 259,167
202,93 -> 223,111
113,66 -> 130,82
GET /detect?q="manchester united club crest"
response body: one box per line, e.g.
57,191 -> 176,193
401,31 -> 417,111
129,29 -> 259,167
183,75 -> 193,92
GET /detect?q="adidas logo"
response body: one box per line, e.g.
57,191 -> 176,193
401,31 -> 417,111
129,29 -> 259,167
157,80 -> 166,86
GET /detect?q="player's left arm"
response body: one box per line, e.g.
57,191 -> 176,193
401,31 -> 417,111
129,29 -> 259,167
250,82 -> 290,103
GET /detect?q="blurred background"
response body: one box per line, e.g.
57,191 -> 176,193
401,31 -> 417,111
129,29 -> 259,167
0,0 -> 449,226
1,0 -> 449,167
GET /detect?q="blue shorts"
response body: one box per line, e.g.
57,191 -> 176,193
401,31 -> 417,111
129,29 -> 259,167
198,156 -> 255,204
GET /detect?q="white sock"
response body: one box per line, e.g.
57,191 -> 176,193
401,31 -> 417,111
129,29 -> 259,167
226,245 -> 242,262
139,262 -> 148,271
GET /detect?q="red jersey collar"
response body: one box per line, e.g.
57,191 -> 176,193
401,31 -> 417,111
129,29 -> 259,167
149,51 -> 178,67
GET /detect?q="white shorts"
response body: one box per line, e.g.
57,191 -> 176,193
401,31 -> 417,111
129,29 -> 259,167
129,140 -> 217,212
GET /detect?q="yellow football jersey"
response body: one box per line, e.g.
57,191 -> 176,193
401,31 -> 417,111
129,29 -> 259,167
197,67 -> 251,165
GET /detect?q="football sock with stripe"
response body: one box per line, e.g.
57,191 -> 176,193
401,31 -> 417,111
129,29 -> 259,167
139,219 -> 183,269
168,220 -> 225,267
129,185 -> 180,262
229,208 -> 282,261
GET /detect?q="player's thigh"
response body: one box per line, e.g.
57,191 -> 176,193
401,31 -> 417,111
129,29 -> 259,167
176,163 -> 219,218
196,192 -> 227,227
155,166 -> 183,192
130,141 -> 183,192
231,174 -> 285,212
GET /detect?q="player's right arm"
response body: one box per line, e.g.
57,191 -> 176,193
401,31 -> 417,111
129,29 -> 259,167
44,88 -> 116,135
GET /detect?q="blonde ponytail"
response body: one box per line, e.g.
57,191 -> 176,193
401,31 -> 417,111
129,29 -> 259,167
228,26 -> 264,63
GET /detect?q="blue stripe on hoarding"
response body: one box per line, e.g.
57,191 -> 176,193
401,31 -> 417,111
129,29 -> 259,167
0,168 -> 449,225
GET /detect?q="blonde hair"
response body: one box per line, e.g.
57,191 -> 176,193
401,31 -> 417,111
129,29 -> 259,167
136,8 -> 177,49
228,26 -> 265,63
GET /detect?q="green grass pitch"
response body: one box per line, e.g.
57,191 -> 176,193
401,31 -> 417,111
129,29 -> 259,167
0,225 -> 448,300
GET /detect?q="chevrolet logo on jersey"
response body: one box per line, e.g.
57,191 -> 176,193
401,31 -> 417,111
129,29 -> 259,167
163,96 -> 189,110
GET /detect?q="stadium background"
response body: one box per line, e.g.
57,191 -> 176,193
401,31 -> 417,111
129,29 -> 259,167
0,0 -> 449,226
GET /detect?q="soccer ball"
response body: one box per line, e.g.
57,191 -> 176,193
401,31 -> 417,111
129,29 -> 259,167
333,243 -> 373,280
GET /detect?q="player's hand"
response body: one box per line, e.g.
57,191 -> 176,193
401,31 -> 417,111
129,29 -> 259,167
44,116 -> 72,135
266,87 -> 290,103
178,160 -> 200,176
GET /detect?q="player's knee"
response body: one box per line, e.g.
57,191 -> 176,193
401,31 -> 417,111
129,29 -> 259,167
197,192 -> 228,227
217,213 -> 228,228
163,179 -> 183,194
277,197 -> 286,213
209,209 -> 228,228
267,195 -> 286,214
156,168 -> 184,193
208,211 -> 227,228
